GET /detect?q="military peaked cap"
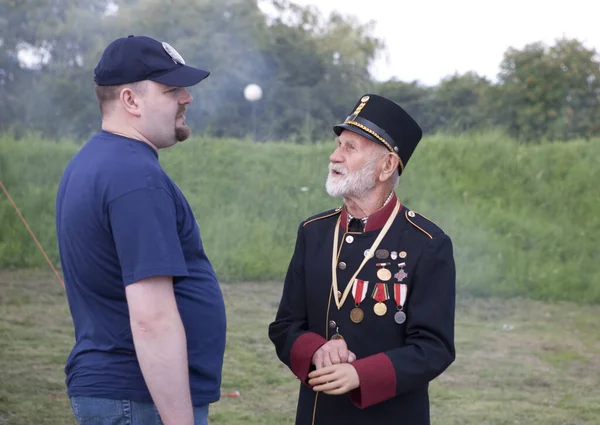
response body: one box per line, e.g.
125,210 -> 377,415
333,94 -> 423,175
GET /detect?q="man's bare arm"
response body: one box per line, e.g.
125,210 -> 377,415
126,276 -> 193,425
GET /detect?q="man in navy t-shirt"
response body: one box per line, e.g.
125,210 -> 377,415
55,35 -> 226,425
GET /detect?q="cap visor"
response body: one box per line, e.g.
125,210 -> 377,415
151,65 -> 210,87
333,123 -> 380,146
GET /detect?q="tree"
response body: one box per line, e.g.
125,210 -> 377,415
0,0 -> 112,138
497,38 -> 600,141
375,79 -> 436,134
94,0 -> 383,142
433,72 -> 494,133
548,38 -> 600,139
257,2 -> 382,142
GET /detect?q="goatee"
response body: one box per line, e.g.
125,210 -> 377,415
175,125 -> 191,142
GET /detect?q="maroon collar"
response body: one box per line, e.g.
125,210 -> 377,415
339,192 -> 401,232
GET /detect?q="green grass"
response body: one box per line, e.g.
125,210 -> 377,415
1,269 -> 600,424
1,132 -> 599,303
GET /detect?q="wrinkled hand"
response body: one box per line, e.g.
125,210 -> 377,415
312,340 -> 357,369
308,363 -> 360,395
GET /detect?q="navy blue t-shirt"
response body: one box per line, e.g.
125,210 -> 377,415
55,130 -> 226,406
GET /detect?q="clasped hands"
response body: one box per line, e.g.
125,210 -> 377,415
307,339 -> 360,395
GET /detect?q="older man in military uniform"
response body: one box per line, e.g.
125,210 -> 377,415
268,94 -> 456,425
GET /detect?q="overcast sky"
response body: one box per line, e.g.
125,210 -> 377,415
279,0 -> 600,86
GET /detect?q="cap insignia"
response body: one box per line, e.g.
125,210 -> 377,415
162,42 -> 186,65
350,96 -> 369,118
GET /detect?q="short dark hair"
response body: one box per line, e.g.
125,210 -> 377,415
95,81 -> 148,117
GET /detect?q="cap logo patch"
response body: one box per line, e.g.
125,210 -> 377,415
162,42 -> 185,65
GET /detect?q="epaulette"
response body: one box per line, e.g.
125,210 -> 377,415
302,206 -> 342,227
403,208 -> 444,240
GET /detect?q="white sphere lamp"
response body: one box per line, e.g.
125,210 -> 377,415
244,83 -> 263,102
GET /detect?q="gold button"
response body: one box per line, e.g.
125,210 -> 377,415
338,262 -> 347,270
346,235 -> 354,243
408,211 -> 416,217
329,320 -> 336,329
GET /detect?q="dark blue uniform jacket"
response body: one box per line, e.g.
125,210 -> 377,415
269,193 -> 456,425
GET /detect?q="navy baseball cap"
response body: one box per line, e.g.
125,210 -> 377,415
94,35 -> 210,87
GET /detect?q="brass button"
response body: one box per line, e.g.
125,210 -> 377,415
338,262 -> 347,270
346,235 -> 354,243
329,320 -> 336,329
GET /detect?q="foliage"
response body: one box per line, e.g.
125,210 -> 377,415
496,38 -> 600,141
0,0 -> 381,142
375,39 -> 600,142
1,1 -> 599,143
1,132 -> 599,304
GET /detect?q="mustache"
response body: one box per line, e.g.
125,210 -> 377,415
328,163 -> 347,175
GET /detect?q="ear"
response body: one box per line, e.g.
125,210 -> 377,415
379,152 -> 399,182
119,87 -> 142,117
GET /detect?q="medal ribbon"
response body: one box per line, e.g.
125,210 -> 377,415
331,199 -> 400,310
352,279 -> 368,305
372,283 -> 389,302
394,283 -> 407,308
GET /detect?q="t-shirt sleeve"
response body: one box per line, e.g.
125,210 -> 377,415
108,187 -> 189,286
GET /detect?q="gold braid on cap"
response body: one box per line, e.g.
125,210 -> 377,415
344,120 -> 405,174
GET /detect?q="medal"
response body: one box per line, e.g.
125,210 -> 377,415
350,279 -> 368,323
330,326 -> 344,340
393,283 -> 408,325
371,283 -> 390,317
375,249 -> 389,259
376,263 -> 392,281
394,262 -> 408,282
394,310 -> 406,324
350,307 -> 364,323
374,302 -> 387,316
330,200 -> 401,311
377,268 -> 391,281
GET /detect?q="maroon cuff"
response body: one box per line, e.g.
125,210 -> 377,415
350,353 -> 396,408
290,332 -> 327,383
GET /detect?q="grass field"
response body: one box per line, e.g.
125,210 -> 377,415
2,132 -> 600,303
1,269 -> 600,424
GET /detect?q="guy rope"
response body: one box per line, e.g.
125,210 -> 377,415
0,179 -> 64,287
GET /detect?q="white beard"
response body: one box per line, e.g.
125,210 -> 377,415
325,157 -> 379,198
